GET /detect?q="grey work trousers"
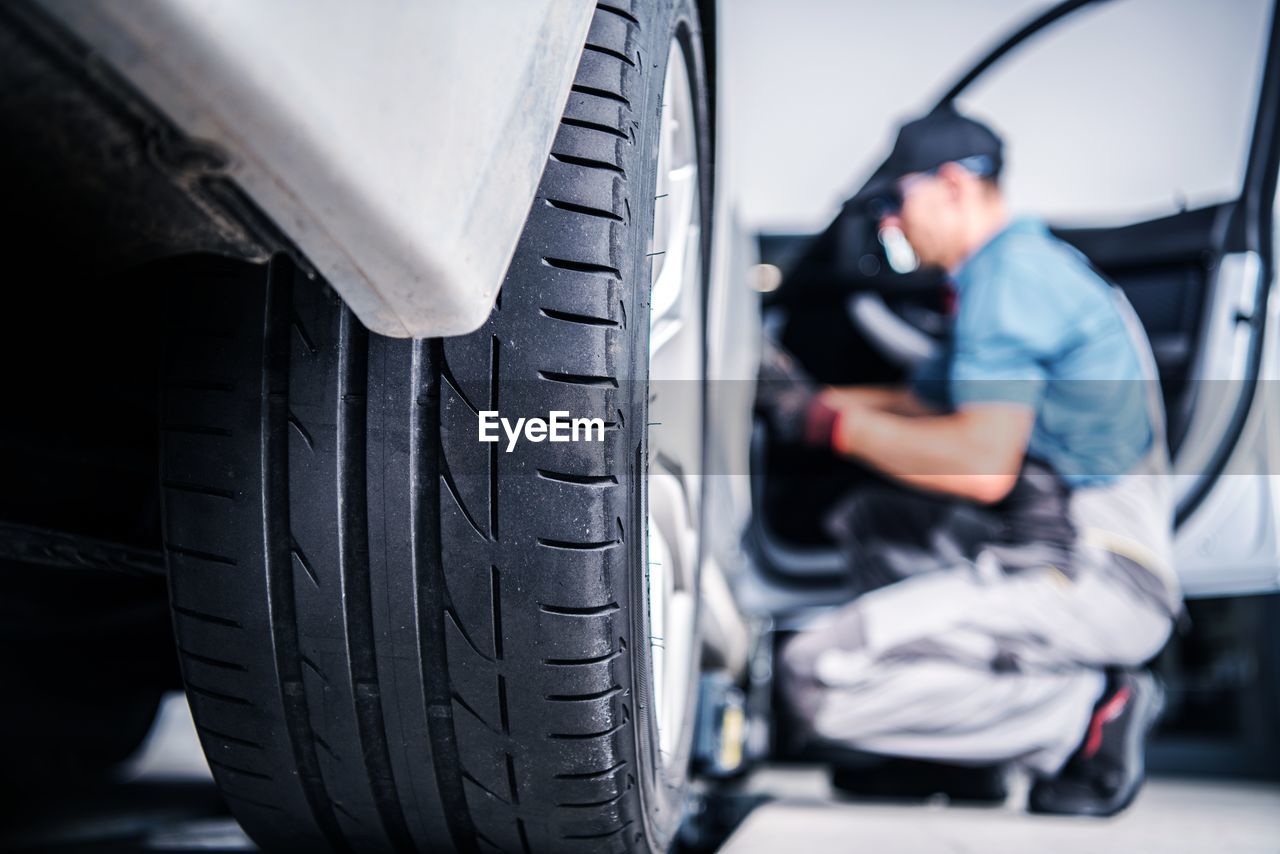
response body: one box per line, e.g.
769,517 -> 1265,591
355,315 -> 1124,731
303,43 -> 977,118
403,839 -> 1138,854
780,540 -> 1173,776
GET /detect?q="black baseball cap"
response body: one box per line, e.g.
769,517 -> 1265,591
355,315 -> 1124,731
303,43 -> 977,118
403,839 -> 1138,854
849,104 -> 1004,213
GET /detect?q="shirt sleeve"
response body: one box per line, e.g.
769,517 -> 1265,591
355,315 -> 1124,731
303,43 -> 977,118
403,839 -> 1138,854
949,263 -> 1072,410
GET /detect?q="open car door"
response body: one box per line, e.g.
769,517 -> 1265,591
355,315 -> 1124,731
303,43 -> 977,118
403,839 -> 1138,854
754,0 -> 1280,600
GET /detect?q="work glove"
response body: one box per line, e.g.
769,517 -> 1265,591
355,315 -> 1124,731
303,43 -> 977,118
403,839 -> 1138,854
755,338 -> 842,448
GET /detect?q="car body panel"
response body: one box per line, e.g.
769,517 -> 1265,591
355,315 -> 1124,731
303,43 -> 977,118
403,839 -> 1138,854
1174,247 -> 1280,596
38,0 -> 595,338
690,0 -> 756,677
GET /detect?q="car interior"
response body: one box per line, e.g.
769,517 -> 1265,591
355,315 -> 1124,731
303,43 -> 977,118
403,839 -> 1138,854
755,198 -> 1230,557
748,0 -> 1280,780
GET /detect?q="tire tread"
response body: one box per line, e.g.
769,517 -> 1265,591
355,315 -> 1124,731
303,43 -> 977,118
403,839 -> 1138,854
162,3 -> 694,850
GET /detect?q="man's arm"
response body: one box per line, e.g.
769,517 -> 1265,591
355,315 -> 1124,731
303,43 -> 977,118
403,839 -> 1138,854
822,385 -> 939,417
830,401 -> 1035,504
753,341 -> 1032,501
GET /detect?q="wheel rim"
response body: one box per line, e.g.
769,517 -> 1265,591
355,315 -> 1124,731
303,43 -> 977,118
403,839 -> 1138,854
646,38 -> 702,764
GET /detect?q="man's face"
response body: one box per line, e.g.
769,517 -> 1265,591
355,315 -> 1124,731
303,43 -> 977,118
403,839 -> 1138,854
879,167 -> 963,269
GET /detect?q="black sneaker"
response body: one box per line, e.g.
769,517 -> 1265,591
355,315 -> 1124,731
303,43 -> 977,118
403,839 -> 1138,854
1028,669 -> 1164,817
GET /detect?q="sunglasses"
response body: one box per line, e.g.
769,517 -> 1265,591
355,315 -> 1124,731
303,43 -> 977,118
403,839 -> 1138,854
867,154 -> 996,218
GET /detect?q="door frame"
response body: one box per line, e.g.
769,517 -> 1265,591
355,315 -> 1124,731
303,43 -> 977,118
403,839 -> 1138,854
749,0 -> 1280,601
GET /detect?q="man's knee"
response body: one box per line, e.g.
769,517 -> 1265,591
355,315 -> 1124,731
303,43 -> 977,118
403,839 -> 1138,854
778,632 -> 826,732
779,631 -> 817,684
778,605 -> 874,730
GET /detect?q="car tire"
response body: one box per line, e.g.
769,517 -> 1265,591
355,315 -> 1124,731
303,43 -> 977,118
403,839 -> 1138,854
159,2 -> 710,851
0,567 -> 169,793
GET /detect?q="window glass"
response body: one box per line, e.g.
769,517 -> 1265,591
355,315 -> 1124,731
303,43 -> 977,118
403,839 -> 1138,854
957,0 -> 1272,225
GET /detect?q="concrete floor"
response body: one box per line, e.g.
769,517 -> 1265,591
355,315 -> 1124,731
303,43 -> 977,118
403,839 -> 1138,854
12,696 -> 1275,852
721,766 -> 1280,854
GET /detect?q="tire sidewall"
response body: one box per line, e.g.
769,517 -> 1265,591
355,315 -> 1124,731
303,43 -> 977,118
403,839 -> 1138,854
626,1 -> 712,848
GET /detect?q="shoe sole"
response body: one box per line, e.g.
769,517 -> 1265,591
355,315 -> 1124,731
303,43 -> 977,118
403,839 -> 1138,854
1030,671 -> 1165,818
1105,671 -> 1164,816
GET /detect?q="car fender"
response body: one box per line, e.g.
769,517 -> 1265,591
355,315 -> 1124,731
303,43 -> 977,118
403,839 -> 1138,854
37,0 -> 595,337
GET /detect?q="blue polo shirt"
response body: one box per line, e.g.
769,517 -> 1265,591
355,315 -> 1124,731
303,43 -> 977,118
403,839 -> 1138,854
911,217 -> 1156,486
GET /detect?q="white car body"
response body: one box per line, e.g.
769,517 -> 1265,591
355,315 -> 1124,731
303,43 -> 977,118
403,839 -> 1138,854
38,0 -> 596,338
39,0 -> 758,674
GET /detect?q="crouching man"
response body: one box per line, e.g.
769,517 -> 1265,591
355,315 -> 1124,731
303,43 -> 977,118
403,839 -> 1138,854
758,106 -> 1181,816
